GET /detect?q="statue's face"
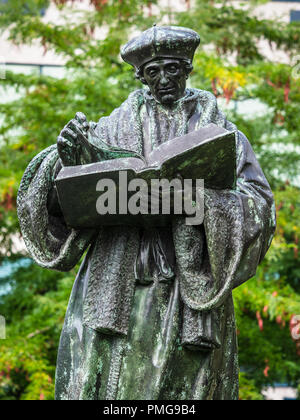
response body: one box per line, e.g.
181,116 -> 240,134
142,58 -> 187,106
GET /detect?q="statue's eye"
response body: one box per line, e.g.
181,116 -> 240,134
147,69 -> 158,78
166,65 -> 179,74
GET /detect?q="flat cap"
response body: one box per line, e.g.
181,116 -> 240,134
121,25 -> 200,70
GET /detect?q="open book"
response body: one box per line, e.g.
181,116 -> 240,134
55,123 -> 237,228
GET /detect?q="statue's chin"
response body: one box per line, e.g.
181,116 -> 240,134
158,94 -> 177,107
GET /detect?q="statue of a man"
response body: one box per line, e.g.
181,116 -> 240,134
17,26 -> 276,400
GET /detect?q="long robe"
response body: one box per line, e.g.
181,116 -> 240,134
17,88 -> 276,400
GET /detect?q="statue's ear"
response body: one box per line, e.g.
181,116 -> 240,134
135,74 -> 147,85
135,67 -> 147,85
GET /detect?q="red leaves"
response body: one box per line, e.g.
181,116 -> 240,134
211,78 -> 236,103
276,315 -> 286,329
1,364 -> 12,380
266,77 -> 291,103
53,0 -> 109,11
284,80 -> 290,104
276,201 -> 283,211
274,112 -> 285,126
41,36 -> 48,56
211,78 -> 219,97
266,79 -> 277,89
263,359 -> 270,377
0,369 -> 9,380
263,364 -> 270,378
256,311 -> 264,332
263,305 -> 269,314
1,188 -> 16,212
224,89 -> 234,104
90,0 -> 108,11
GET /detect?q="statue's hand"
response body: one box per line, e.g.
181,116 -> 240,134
57,112 -> 90,166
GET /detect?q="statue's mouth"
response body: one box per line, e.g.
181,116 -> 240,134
159,87 -> 176,95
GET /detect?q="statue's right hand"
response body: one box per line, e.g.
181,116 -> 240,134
57,112 -> 89,166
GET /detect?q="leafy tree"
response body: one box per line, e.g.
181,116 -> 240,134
0,0 -> 299,399
0,260 -> 72,400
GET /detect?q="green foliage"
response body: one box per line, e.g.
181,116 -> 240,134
0,260 -> 75,399
0,0 -> 299,400
176,0 -> 300,65
238,372 -> 264,401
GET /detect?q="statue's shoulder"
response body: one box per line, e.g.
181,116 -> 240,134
96,89 -> 145,125
103,89 -> 145,121
120,89 -> 146,108
190,88 -> 218,105
94,89 -> 146,137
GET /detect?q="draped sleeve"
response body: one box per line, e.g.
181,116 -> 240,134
173,129 -> 276,312
17,145 -> 94,271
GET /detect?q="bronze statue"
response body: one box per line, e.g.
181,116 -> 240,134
17,26 -> 276,400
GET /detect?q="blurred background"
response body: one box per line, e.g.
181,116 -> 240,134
0,0 -> 299,400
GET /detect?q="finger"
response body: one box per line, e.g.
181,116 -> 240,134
57,136 -> 74,149
60,127 -> 77,142
75,112 -> 89,131
67,122 -> 88,148
75,112 -> 87,123
57,136 -> 76,166
68,119 -> 85,135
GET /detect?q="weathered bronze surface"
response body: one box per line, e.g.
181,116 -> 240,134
17,26 -> 276,400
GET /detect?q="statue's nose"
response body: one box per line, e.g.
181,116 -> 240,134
159,72 -> 169,86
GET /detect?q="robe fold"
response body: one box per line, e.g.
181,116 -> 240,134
17,88 -> 276,400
